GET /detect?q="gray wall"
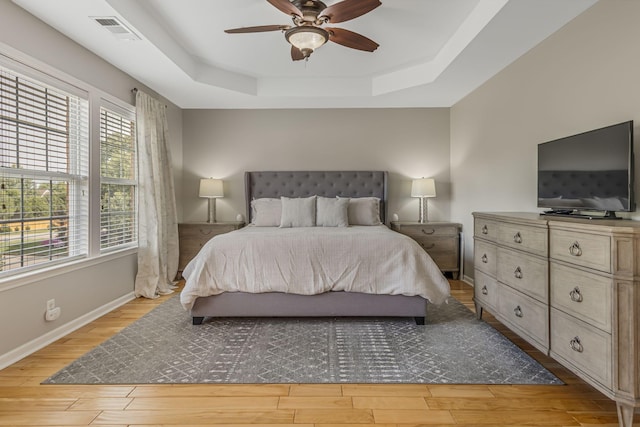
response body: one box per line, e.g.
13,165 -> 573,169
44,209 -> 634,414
182,108 -> 451,224
0,1 -> 183,361
450,0 -> 640,280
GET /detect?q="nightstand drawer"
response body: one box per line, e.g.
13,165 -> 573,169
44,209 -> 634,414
395,223 -> 459,238
417,237 -> 458,269
178,222 -> 244,272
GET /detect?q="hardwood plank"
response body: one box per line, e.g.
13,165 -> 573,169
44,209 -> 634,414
427,385 -> 495,398
67,397 -> 133,410
451,409 -> 580,425
425,397 -> 606,411
0,386 -> 135,398
0,398 -> 75,411
342,384 -> 431,397
288,384 -> 343,396
127,396 -> 279,410
0,410 -> 99,425
92,409 -> 295,425
294,408 -> 374,423
372,408 -> 455,424
352,396 -> 428,409
277,396 -> 352,409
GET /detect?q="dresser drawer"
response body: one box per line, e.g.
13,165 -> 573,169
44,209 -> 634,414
550,308 -> 612,389
497,248 -> 548,302
550,262 -> 612,333
497,284 -> 549,352
550,229 -> 611,273
474,240 -> 497,277
497,222 -> 548,257
474,218 -> 498,242
474,270 -> 498,310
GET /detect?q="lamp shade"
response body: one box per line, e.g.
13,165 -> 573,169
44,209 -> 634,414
411,178 -> 436,198
199,178 -> 223,198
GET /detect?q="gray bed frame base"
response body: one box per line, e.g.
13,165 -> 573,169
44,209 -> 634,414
190,170 -> 428,325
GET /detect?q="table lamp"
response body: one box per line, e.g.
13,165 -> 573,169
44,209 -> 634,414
199,178 -> 223,223
411,178 -> 436,223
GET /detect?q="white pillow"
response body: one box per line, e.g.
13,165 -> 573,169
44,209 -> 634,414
280,196 -> 316,228
251,198 -> 281,226
316,196 -> 349,227
340,196 -> 382,225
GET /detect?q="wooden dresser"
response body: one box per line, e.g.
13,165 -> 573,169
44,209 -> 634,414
178,222 -> 244,274
473,212 -> 640,427
391,221 -> 462,279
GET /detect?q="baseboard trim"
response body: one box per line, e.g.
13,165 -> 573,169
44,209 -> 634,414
462,274 -> 474,286
0,292 -> 135,370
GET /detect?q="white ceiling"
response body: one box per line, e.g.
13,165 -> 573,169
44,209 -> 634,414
13,0 -> 597,109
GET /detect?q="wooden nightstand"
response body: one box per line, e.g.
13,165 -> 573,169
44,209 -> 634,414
391,221 -> 462,279
178,221 -> 244,275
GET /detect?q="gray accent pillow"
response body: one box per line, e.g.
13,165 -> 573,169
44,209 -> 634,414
280,196 -> 317,228
316,196 -> 349,227
251,198 -> 281,226
340,196 -> 382,225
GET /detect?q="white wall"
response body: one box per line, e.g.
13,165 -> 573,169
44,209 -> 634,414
181,108 -> 451,224
182,108 -> 450,226
450,0 -> 640,279
0,1 -> 183,363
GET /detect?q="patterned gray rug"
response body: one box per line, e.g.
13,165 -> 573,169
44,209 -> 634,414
43,295 -> 561,385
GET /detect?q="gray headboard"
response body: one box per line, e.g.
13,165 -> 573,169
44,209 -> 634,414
245,171 -> 388,224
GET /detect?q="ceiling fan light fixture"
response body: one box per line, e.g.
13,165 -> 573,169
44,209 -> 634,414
285,26 -> 328,57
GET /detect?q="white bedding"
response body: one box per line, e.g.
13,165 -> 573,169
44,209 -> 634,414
180,225 -> 450,310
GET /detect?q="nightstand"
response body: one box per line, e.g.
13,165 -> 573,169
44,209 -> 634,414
178,221 -> 244,275
391,221 -> 462,279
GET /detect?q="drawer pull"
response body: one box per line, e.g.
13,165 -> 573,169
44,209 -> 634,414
514,266 -> 523,279
569,287 -> 583,303
569,337 -> 584,353
481,225 -> 488,235
514,305 -> 523,318
421,242 -> 435,250
481,254 -> 488,263
421,228 -> 435,235
569,241 -> 582,257
513,232 -> 522,244
481,285 -> 488,295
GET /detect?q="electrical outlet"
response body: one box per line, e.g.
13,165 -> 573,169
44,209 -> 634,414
46,299 -> 55,311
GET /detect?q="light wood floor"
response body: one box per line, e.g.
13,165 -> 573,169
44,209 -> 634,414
0,280 -> 634,426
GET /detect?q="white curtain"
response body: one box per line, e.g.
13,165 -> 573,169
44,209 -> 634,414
134,90 -> 179,298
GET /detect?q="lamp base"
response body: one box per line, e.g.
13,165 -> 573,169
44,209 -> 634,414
418,197 -> 428,223
207,198 -> 217,223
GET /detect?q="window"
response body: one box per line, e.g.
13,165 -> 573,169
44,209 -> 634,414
0,64 -> 89,275
100,106 -> 136,251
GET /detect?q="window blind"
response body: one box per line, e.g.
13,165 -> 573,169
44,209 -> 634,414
99,107 -> 136,251
0,65 -> 89,275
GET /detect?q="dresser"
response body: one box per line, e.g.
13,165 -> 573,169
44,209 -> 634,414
473,212 -> 640,427
391,221 -> 462,279
178,222 -> 244,274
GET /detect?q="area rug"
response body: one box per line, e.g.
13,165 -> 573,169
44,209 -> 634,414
43,294 -> 562,385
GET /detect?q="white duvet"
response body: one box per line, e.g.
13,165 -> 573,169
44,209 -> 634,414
180,225 -> 450,310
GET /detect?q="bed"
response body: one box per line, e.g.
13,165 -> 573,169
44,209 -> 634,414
180,171 -> 450,325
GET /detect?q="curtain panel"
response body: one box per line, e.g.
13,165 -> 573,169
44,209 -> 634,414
134,90 -> 179,298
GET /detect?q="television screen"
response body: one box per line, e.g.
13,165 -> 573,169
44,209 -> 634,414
537,120 -> 634,215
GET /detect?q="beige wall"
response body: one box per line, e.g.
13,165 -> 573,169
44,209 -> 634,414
182,108 -> 451,224
450,0 -> 640,279
0,1 -> 183,362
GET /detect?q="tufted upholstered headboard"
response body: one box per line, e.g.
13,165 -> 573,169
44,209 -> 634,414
245,171 -> 388,224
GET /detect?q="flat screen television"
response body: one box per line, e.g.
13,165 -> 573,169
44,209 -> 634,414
537,120 -> 634,218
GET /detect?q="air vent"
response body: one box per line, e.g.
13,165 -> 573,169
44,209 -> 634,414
92,16 -> 141,41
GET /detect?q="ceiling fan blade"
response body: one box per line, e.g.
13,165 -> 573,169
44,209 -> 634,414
319,0 -> 381,23
327,27 -> 379,52
225,24 -> 290,34
291,46 -> 305,61
267,0 -> 303,17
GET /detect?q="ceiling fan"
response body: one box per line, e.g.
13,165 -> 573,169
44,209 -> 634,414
224,0 -> 381,61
